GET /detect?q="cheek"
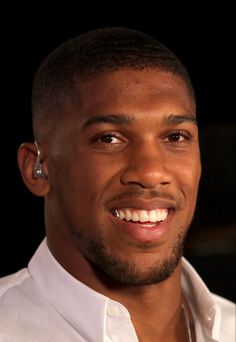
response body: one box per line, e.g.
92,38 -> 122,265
178,160 -> 201,208
71,156 -> 120,203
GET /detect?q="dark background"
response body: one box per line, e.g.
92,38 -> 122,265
1,2 -> 235,301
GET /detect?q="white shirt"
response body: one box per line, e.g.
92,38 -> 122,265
0,239 -> 235,341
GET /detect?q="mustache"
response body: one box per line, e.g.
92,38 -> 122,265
106,189 -> 183,209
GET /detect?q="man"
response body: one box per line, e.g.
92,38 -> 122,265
0,27 -> 234,341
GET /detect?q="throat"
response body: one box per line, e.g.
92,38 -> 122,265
123,292 -> 195,342
181,301 -> 195,342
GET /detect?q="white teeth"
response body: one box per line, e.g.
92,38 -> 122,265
125,209 -> 132,221
114,208 -> 168,223
149,210 -> 157,222
140,210 -> 149,222
119,211 -> 125,220
132,212 -> 139,222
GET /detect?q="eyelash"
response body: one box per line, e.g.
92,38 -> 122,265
92,132 -> 124,144
91,130 -> 191,147
164,130 -> 191,143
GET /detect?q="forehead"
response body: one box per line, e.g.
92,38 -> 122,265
71,69 -> 195,121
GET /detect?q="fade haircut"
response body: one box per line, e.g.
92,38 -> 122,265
32,27 -> 195,141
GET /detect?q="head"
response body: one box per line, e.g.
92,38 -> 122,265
18,27 -> 201,288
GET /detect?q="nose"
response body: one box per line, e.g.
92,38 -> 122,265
120,142 -> 172,189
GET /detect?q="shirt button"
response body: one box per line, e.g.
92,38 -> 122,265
107,305 -> 118,317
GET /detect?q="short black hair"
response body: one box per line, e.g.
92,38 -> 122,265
32,27 -> 195,140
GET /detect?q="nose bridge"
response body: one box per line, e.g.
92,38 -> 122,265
121,140 -> 171,188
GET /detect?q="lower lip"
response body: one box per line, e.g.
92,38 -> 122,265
109,210 -> 174,244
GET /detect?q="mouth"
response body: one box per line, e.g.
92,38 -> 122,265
112,208 -> 168,227
109,205 -> 174,245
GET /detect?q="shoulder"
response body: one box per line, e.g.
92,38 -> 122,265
0,268 -> 30,297
212,292 -> 235,316
0,269 -> 31,340
212,293 -> 235,316
212,293 -> 235,341
0,269 -> 59,341
0,269 -> 31,318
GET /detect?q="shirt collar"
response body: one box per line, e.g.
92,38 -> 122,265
182,258 -> 221,341
28,239 -> 221,342
28,239 -> 113,342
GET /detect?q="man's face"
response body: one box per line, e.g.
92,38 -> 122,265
46,69 -> 201,286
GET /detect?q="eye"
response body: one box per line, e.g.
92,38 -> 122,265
99,134 -> 121,144
164,131 -> 190,143
91,131 -> 127,151
168,132 -> 184,142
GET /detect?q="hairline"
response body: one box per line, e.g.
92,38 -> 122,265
33,66 -> 196,144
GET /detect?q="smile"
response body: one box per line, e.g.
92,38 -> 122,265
113,208 -> 168,224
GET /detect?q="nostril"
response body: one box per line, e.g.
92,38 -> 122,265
160,181 -> 170,186
120,169 -> 171,189
121,180 -> 150,189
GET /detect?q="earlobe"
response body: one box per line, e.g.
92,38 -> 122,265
17,142 -> 50,196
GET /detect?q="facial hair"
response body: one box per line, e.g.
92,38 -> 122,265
56,187 -> 187,286
79,230 -> 186,286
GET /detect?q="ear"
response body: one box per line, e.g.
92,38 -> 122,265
17,142 -> 50,196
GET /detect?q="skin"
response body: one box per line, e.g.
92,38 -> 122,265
18,69 -> 201,341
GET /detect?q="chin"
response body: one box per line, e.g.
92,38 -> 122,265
87,232 -> 185,286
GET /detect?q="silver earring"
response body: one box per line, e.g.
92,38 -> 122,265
33,141 -> 48,179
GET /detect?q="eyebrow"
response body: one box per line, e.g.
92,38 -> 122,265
82,113 -> 197,130
82,114 -> 133,129
165,114 -> 197,125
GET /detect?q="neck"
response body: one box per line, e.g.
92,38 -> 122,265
86,261 -> 186,342
104,263 -> 182,312
48,235 -> 193,340
108,265 -> 186,341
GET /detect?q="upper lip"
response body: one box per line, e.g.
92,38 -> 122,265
106,198 -> 177,211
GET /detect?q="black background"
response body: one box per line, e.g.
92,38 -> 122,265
1,2 -> 235,301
